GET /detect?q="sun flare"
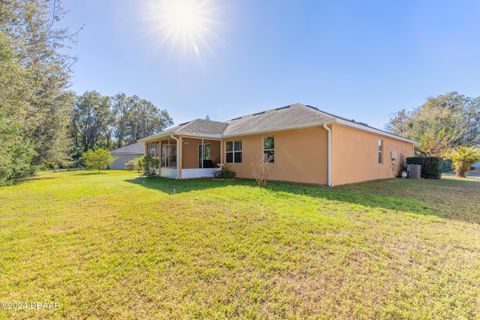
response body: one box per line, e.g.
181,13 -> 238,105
143,0 -> 218,55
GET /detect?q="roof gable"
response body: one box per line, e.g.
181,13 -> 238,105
111,142 -> 144,154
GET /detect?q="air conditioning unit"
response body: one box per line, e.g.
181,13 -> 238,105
407,164 -> 421,179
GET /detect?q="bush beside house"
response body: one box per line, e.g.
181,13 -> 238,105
125,157 -> 143,173
214,165 -> 236,179
139,155 -> 159,176
406,157 -> 443,179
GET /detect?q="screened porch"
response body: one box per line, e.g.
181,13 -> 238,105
145,137 -> 222,179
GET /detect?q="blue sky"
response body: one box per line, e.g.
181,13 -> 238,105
62,0 -> 480,129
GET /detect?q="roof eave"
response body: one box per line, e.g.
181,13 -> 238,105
178,133 -> 224,139
138,132 -> 173,143
139,131 -> 224,142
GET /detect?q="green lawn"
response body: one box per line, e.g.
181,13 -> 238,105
0,171 -> 479,319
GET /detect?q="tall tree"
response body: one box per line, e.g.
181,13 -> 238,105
73,91 -> 172,155
0,0 -> 76,169
112,93 -> 130,148
387,92 -> 480,156
0,31 -> 34,184
127,96 -> 173,142
72,91 -> 112,153
112,93 -> 172,147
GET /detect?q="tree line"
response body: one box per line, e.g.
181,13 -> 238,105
0,0 -> 172,184
387,92 -> 480,177
71,91 -> 172,165
387,92 -> 480,156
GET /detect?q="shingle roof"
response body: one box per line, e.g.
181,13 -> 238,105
223,103 -> 335,137
177,119 -> 228,136
155,121 -> 193,135
140,103 -> 416,144
111,142 -> 144,155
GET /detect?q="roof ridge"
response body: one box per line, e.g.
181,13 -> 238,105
175,119 -> 199,133
196,118 -> 228,124
227,103 -> 304,122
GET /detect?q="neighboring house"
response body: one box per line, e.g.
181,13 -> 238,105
139,103 -> 416,186
111,143 -> 144,169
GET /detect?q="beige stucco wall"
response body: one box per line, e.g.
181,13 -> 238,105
330,124 -> 414,186
182,138 -> 221,169
222,126 -> 328,185
142,124 -> 413,186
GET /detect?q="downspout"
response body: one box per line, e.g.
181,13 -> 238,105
323,124 -> 332,187
170,134 -> 181,179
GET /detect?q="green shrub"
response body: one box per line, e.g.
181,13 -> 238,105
214,165 -> 236,179
139,155 -> 159,176
82,149 -> 116,172
406,157 -> 443,179
125,157 -> 143,173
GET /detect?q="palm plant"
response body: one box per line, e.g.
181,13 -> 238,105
448,146 -> 480,178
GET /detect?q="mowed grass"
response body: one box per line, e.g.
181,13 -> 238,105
0,171 -> 479,319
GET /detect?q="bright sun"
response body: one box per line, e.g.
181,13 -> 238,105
143,0 -> 218,56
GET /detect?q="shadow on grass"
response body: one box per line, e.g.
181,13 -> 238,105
126,176 -> 480,224
126,176 -> 254,194
75,172 -> 108,176
15,176 -> 57,184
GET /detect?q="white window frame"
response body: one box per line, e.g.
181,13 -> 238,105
263,136 -> 275,163
226,140 -> 242,163
377,139 -> 384,164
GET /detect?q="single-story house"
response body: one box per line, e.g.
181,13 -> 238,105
139,103 -> 416,186
111,142 -> 144,169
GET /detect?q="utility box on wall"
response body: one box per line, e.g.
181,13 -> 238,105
391,150 -> 397,161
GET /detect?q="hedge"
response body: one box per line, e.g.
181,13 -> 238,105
406,157 -> 443,179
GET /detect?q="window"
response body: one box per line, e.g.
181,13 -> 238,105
263,137 -> 275,163
226,140 -> 242,163
161,140 -> 177,168
377,139 -> 383,164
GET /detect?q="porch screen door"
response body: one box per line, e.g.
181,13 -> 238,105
161,141 -> 177,168
198,144 -> 211,168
